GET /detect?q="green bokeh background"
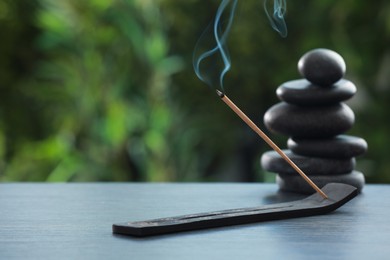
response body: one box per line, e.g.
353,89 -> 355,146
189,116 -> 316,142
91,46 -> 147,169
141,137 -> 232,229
0,0 -> 389,183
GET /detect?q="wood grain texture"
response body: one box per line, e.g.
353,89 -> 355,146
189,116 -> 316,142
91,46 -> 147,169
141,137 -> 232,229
1,183 -> 390,260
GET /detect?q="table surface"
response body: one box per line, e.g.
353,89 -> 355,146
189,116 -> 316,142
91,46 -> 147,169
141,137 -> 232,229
1,183 -> 389,260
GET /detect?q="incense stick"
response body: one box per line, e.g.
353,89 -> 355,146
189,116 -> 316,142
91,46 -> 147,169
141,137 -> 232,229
216,90 -> 328,199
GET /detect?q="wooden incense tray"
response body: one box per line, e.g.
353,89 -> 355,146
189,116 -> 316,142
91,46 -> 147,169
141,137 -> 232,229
112,183 -> 357,237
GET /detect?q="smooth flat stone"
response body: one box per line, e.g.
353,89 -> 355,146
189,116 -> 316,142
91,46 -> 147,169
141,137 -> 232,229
276,171 -> 365,194
298,48 -> 346,86
264,102 -> 355,138
261,150 -> 355,175
276,79 -> 356,106
288,135 -> 368,158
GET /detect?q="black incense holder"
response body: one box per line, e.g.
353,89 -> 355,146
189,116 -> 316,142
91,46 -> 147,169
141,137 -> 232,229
112,183 -> 357,237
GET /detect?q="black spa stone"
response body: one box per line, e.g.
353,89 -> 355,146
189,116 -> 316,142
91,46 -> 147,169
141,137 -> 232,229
288,135 -> 368,158
261,150 -> 355,176
264,102 -> 355,138
276,79 -> 356,106
298,48 -> 346,87
276,171 -> 365,194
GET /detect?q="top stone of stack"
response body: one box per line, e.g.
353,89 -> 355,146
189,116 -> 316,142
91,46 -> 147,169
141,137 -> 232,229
298,48 -> 346,87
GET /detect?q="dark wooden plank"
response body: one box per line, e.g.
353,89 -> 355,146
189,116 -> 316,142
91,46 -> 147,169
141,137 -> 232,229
1,183 -> 390,260
113,183 -> 357,236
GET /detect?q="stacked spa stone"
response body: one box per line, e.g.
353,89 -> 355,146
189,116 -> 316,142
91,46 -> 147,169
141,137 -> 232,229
261,48 -> 367,194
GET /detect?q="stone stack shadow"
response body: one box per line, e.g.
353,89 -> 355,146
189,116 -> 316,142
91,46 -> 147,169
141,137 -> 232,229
261,48 -> 367,194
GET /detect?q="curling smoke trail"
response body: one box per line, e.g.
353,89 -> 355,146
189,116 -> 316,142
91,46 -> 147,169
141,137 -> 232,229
264,0 -> 287,37
193,0 -> 238,91
194,0 -> 288,91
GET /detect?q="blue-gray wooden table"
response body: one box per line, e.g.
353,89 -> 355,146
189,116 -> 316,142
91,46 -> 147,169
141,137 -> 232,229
1,183 -> 389,259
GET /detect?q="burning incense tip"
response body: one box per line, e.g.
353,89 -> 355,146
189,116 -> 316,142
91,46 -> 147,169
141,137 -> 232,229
217,91 -> 328,199
216,89 -> 225,98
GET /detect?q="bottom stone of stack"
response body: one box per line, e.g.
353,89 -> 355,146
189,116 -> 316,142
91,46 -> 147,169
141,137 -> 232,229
276,171 -> 365,194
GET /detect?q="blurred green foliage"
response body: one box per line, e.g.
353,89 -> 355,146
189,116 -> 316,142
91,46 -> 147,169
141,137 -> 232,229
0,0 -> 390,182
